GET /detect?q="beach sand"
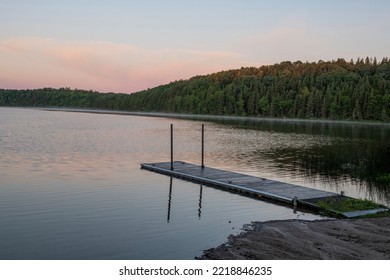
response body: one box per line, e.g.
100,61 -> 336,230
198,217 -> 390,259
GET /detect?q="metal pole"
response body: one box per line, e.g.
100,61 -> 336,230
201,124 -> 204,168
170,124 -> 173,170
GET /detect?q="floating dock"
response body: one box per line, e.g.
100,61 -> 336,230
141,161 -> 338,206
141,161 -> 389,217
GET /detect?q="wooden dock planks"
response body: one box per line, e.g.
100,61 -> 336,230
140,161 -> 340,207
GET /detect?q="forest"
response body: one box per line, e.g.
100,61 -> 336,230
1,57 -> 390,121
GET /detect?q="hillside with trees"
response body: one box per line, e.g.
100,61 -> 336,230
1,57 -> 390,121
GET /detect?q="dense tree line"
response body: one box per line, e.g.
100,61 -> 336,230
0,87 -> 133,111
1,57 -> 390,121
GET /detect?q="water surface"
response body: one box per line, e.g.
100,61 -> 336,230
1,107 -> 388,259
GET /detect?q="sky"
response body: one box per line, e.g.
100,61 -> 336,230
0,0 -> 389,93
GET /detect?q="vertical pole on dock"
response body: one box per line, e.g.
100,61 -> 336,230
201,124 -> 205,169
170,124 -> 173,170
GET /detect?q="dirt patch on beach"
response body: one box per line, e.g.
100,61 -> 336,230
198,217 -> 390,259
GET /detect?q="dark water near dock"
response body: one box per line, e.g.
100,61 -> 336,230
0,108 -> 388,259
211,117 -> 390,205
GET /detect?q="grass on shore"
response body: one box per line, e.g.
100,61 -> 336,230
316,197 -> 383,213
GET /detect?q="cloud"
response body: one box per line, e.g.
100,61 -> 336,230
0,37 -> 243,92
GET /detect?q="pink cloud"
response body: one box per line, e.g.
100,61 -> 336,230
0,37 -> 244,93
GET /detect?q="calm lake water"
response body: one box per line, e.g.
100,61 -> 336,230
0,107 -> 389,259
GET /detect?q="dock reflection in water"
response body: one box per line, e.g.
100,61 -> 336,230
166,177 -> 204,223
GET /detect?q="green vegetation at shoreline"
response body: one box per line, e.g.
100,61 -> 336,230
1,57 -> 390,121
375,173 -> 390,184
316,197 -> 382,213
313,196 -> 389,219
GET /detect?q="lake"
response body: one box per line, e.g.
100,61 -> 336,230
0,107 -> 389,259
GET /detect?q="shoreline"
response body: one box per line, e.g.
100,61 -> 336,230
197,217 -> 390,260
16,106 -> 390,127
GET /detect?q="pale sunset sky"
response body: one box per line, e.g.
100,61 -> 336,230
0,0 -> 389,93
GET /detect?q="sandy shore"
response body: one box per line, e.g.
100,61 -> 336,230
198,217 -> 390,259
